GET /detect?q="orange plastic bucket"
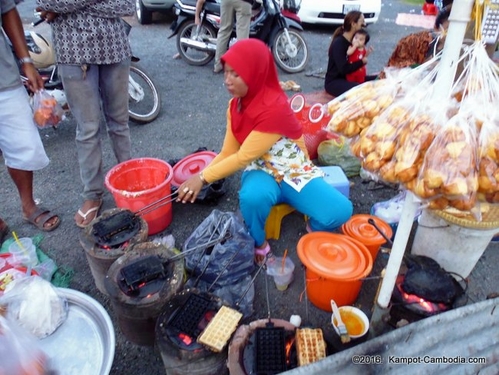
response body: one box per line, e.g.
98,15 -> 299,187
105,158 -> 173,235
341,214 -> 393,261
297,232 -> 373,311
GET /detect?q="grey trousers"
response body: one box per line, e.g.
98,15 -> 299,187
59,60 -> 132,201
214,0 -> 252,70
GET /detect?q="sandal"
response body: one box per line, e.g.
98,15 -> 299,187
23,206 -> 61,232
75,200 -> 103,229
255,242 -> 272,266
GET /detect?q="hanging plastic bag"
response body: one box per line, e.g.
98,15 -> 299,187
0,315 -> 51,375
0,276 -> 68,338
183,210 -> 255,287
325,76 -> 400,138
33,89 -> 64,128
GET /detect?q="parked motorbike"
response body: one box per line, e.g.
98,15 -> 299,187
17,22 -> 161,124
169,0 -> 309,73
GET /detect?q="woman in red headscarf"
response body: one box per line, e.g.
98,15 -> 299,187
177,39 -> 352,264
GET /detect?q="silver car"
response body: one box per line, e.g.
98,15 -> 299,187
135,0 -> 176,24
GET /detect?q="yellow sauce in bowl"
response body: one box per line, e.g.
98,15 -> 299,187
333,310 -> 366,336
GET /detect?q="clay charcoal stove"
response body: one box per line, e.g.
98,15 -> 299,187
389,255 -> 466,326
79,208 -> 149,294
155,289 -> 229,375
104,242 -> 185,346
228,319 -> 298,375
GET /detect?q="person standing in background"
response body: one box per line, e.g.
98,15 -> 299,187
213,0 -> 252,74
1,0 -> 61,238
36,0 -> 134,228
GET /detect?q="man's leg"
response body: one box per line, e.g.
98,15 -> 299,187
234,0 -> 251,40
100,60 -> 132,164
8,168 -> 59,229
214,0 -> 237,72
59,64 -> 105,226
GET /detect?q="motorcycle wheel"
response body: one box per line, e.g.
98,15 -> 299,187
135,0 -> 153,25
271,28 -> 309,74
128,63 -> 161,124
176,20 -> 216,66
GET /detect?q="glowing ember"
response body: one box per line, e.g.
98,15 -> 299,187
396,275 -> 450,314
285,337 -> 295,365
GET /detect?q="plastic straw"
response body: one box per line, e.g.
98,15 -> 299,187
281,249 -> 288,273
12,231 -> 28,256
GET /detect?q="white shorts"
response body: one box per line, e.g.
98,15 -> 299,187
0,86 -> 49,171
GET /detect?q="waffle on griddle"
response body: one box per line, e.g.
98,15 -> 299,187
295,328 -> 327,366
197,305 -> 243,352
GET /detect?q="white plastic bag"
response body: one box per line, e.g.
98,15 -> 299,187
0,276 -> 68,338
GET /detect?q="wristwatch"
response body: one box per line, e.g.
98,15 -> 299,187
19,57 -> 34,65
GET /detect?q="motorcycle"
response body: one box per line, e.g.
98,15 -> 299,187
169,0 -> 309,73
17,21 -> 161,125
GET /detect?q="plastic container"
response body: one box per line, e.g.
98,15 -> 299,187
8,238 -> 38,268
105,158 -> 173,235
297,232 -> 373,311
171,151 -> 217,188
266,257 -> 295,291
319,166 -> 350,198
341,214 -> 393,261
411,209 -> 499,279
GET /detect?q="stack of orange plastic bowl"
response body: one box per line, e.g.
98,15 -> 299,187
341,214 -> 393,261
297,232 -> 373,311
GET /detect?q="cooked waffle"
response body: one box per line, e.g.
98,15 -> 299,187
295,328 -> 327,366
197,305 -> 243,352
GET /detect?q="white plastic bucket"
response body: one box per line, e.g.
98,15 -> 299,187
411,209 -> 499,279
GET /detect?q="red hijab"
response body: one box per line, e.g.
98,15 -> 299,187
221,39 -> 302,144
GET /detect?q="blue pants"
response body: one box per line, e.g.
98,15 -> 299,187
59,60 -> 131,201
239,170 -> 353,247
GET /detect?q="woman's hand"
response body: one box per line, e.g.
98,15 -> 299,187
35,7 -> 58,23
176,174 -> 205,203
365,45 -> 374,57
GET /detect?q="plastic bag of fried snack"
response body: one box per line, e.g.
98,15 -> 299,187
355,58 -> 445,185
325,79 -> 398,138
452,42 -> 499,205
414,111 -> 478,212
33,89 -> 64,128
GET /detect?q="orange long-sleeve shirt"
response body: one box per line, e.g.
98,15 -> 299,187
202,107 -> 308,184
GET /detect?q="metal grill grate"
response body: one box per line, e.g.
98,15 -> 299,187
167,293 -> 212,337
255,326 -> 286,375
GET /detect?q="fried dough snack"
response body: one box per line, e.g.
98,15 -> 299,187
477,116 -> 499,203
33,90 -> 63,128
326,80 -> 397,138
415,117 -> 478,211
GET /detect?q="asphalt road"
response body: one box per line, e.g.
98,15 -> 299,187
3,1 -> 499,374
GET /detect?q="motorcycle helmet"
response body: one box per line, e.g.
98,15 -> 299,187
24,31 -> 55,69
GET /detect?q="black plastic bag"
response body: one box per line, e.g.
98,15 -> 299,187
183,210 -> 255,287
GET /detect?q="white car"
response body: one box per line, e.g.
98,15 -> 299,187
297,0 -> 382,25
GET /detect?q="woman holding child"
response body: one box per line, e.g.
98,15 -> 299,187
324,11 -> 373,97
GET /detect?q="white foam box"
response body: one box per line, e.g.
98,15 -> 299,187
319,166 -> 349,198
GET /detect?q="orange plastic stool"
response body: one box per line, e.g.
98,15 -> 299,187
265,203 -> 296,240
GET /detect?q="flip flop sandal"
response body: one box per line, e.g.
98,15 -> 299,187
75,200 -> 103,229
254,242 -> 272,266
24,206 -> 61,232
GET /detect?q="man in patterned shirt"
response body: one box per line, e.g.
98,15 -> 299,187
36,0 -> 134,228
